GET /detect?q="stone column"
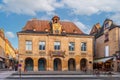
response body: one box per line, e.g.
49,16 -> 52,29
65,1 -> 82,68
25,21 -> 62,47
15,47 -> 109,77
47,57 -> 52,71
75,56 -> 80,71
34,58 -> 38,71
87,60 -> 93,74
48,57 -> 53,71
19,57 -> 24,72
62,58 -> 68,71
113,60 -> 118,72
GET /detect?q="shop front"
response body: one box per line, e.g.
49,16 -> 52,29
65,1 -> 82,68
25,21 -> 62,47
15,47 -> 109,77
93,57 -> 113,71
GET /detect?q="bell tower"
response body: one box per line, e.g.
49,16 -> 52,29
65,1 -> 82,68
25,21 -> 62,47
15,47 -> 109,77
52,16 -> 62,34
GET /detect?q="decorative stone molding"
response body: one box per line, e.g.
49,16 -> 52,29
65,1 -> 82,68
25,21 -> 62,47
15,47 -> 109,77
49,50 -> 65,58
39,51 -> 46,56
26,51 -> 32,54
69,52 -> 75,56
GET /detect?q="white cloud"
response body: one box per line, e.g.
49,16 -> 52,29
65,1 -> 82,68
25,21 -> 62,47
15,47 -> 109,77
0,0 -> 120,16
5,31 -> 15,38
74,20 -> 90,34
62,0 -> 120,16
61,19 -> 90,34
110,13 -> 120,25
0,0 -> 63,16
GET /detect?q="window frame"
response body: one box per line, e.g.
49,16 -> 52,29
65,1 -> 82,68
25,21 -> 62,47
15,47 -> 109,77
81,42 -> 87,52
54,41 -> 61,50
39,41 -> 46,50
69,42 -> 75,51
25,40 -> 32,51
105,46 -> 109,57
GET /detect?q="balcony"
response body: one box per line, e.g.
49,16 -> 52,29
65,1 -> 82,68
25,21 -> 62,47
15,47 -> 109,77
49,50 -> 65,58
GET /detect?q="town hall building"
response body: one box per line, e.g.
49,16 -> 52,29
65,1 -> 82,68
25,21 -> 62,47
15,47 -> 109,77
17,16 -> 94,71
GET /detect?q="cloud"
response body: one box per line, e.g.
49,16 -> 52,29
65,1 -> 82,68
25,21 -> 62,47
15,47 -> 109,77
0,0 -> 63,16
5,31 -> 15,38
0,0 -> 120,17
110,13 -> 120,25
61,19 -> 90,34
62,0 -> 120,16
0,0 -> 120,25
73,20 -> 91,34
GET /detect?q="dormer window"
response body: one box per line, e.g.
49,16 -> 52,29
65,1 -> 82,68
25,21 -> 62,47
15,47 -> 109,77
33,28 -> 36,31
104,22 -> 109,29
62,29 -> 66,33
52,16 -> 62,34
73,29 -> 77,33
45,28 -> 49,32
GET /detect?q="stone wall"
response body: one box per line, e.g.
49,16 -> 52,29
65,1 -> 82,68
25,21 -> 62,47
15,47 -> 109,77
18,34 -> 93,71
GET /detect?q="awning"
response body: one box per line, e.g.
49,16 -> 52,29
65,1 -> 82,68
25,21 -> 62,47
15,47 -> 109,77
94,57 -> 113,63
0,58 -> 3,61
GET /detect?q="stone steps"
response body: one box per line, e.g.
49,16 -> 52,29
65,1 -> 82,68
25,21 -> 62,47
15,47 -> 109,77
12,71 -> 87,75
6,71 -> 120,80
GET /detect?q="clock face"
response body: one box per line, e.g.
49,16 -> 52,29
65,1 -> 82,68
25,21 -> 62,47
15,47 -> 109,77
52,23 -> 62,34
54,24 -> 60,29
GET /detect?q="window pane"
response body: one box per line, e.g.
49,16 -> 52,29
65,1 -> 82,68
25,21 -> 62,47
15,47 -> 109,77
105,46 -> 109,57
54,41 -> 60,50
69,42 -> 75,51
39,41 -> 45,50
81,42 -> 86,51
26,41 -> 32,50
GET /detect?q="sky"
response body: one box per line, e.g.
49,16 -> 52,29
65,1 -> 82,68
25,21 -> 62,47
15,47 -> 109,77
0,0 -> 120,49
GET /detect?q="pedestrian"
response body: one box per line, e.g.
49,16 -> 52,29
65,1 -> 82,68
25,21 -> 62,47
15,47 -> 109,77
84,67 -> 87,73
15,64 -> 18,71
9,66 -> 12,71
24,66 -> 27,72
95,69 -> 100,77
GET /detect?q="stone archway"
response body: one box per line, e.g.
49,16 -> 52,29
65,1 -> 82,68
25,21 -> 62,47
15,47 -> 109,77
38,58 -> 46,71
80,58 -> 87,71
53,58 -> 62,71
25,57 -> 33,71
68,58 -> 76,71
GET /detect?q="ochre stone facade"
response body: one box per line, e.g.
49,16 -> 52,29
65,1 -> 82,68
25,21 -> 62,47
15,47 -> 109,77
18,16 -> 93,71
0,29 -> 16,69
96,27 -> 119,58
91,19 -> 120,71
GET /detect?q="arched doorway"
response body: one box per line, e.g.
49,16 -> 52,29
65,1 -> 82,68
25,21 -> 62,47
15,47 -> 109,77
38,58 -> 46,71
54,58 -> 62,71
80,58 -> 87,71
68,58 -> 76,71
25,58 -> 33,71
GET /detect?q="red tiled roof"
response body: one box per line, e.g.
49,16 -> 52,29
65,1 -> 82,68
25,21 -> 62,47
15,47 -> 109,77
22,19 -> 84,34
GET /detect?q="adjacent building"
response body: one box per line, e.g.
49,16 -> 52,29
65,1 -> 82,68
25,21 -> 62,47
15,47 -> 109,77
5,38 -> 16,69
0,28 -> 16,69
91,19 -> 120,71
17,16 -> 94,71
0,29 -> 6,69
